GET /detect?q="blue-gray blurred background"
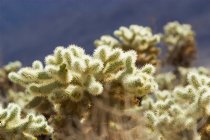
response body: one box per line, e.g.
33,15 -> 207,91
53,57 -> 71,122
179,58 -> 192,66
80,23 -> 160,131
0,0 -> 210,66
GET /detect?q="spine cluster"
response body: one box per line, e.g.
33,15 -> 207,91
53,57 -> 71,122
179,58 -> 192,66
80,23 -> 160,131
142,72 -> 210,140
163,21 -> 197,67
95,25 -> 161,66
0,103 -> 52,140
9,45 -> 157,103
1,21 -> 209,140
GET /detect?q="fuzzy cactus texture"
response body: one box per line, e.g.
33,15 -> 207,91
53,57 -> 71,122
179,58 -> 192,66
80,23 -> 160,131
8,44 -> 157,139
0,21 -> 209,140
155,72 -> 176,90
0,61 -> 22,91
142,72 -> 210,140
155,67 -> 210,91
0,103 -> 52,140
163,21 -> 197,67
95,25 -> 161,66
0,61 -> 23,104
9,45 -> 157,103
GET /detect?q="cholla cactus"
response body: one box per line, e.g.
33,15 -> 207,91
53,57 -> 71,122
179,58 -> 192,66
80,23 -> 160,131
95,25 -> 161,66
7,90 -> 52,115
155,67 -> 210,91
0,103 -> 52,140
8,44 -> 157,139
142,72 -> 210,140
163,21 -> 197,67
9,45 -> 157,104
155,72 -> 176,90
0,61 -> 22,90
7,90 -> 33,108
0,61 -> 22,104
9,46 -> 103,103
178,67 -> 210,85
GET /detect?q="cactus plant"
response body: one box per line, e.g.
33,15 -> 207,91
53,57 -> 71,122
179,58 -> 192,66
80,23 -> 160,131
0,103 -> 52,140
95,25 -> 161,66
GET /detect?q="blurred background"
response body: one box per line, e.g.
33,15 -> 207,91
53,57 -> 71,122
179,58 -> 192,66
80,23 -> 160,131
0,0 -> 210,66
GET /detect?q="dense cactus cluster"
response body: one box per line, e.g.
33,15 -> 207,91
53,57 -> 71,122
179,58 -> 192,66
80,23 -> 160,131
0,61 -> 22,93
9,45 -> 157,104
0,21 -> 210,140
142,72 -> 210,140
163,21 -> 197,67
0,61 -> 23,105
0,103 -> 52,140
8,44 -> 157,139
95,25 -> 161,66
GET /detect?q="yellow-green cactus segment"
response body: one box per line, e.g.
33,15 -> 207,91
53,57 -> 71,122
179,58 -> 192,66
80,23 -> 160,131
163,21 -> 197,67
163,21 -> 195,47
155,72 -> 176,90
114,25 -> 161,50
142,72 -> 210,140
9,45 -> 157,103
0,61 -> 23,105
0,61 -> 22,87
95,25 -> 161,66
94,35 -> 120,48
0,103 -> 52,140
9,45 -> 104,102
